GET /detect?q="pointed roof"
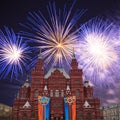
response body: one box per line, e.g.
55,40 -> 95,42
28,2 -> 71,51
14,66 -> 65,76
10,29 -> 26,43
24,79 -> 30,88
66,85 -> 70,90
23,101 -> 31,108
72,47 -> 76,59
44,68 -> 70,79
22,79 -> 30,88
70,47 -> 79,70
44,85 -> 48,90
83,100 -> 91,108
38,48 -> 42,59
84,81 -> 89,88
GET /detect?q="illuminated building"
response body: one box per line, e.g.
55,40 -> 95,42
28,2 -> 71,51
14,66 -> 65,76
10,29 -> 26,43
13,54 -> 103,120
102,104 -> 120,120
0,104 -> 12,120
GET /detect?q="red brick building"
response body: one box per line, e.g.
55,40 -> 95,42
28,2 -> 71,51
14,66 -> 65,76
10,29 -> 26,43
13,54 -> 103,120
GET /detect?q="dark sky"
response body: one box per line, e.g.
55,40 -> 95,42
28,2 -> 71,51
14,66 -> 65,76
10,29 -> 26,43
0,0 -> 119,32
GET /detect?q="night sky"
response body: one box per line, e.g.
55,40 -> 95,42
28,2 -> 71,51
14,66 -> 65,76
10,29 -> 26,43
0,0 -> 120,106
0,0 -> 119,31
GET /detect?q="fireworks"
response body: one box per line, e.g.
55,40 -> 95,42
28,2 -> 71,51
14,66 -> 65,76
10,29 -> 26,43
21,2 -> 85,71
76,18 -> 120,85
0,27 -> 38,80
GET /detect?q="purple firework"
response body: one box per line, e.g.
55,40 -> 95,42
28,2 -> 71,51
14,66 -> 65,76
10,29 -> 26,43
76,18 -> 120,86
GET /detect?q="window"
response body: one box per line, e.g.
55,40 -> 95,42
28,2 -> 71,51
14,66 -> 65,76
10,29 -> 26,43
22,114 -> 27,120
23,92 -> 26,98
78,110 -> 83,118
61,90 -> 64,97
55,90 -> 59,97
87,92 -> 91,97
75,89 -> 80,97
31,111 -> 36,118
35,100 -> 38,104
50,90 -> 53,97
53,103 -> 62,107
34,90 -> 39,97
86,113 -> 92,120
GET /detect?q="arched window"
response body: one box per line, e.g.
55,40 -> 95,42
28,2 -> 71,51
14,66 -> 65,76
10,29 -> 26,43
87,91 -> 91,97
86,113 -> 92,120
50,90 -> 53,97
75,89 -> 80,97
61,90 -> 64,97
78,110 -> 83,118
31,111 -> 36,118
22,113 -> 27,120
34,90 -> 39,97
55,90 -> 59,97
23,92 -> 26,98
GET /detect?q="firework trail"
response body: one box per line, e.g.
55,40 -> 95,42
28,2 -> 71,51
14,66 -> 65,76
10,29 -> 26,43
76,18 -> 120,85
21,1 -> 86,71
0,27 -> 38,80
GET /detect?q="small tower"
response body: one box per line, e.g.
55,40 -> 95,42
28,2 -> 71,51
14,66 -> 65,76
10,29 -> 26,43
66,85 -> 71,96
69,49 -> 84,99
32,48 -> 44,76
31,48 -> 45,98
84,80 -> 93,98
70,48 -> 78,70
43,85 -> 48,96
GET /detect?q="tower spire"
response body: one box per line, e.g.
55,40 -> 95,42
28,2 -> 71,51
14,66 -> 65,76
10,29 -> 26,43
72,47 -> 76,59
70,47 -> 78,69
38,48 -> 42,59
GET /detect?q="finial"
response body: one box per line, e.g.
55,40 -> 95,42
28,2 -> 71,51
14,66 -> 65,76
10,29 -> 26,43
44,85 -> 48,91
66,85 -> 70,90
38,48 -> 42,59
72,47 -> 75,59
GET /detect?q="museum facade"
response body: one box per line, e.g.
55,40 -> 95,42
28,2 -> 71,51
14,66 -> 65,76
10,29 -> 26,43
13,54 -> 103,120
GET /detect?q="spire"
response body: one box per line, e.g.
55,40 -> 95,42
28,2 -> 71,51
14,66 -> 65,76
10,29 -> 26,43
70,47 -> 78,69
23,101 -> 31,108
38,48 -> 42,59
72,47 -> 76,59
36,48 -> 44,70
23,79 -> 30,88
84,81 -> 89,88
83,76 -> 90,88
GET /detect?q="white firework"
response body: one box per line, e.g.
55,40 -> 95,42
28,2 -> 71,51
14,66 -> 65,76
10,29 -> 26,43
76,18 -> 120,84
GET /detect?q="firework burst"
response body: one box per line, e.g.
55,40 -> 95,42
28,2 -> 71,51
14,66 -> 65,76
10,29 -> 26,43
21,2 -> 86,71
76,18 -> 120,85
0,27 -> 38,80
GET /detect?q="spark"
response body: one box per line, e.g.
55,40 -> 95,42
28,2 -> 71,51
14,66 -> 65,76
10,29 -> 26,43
0,27 -> 38,80
76,18 -> 120,85
3,44 -> 22,64
21,2 -> 86,71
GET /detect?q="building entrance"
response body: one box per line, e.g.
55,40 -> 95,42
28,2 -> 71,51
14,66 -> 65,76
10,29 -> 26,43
54,117 -> 60,120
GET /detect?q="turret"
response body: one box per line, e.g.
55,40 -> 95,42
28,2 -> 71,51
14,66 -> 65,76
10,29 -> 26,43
69,51 -> 84,101
30,49 -> 45,99
84,80 -> 93,98
32,48 -> 44,76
